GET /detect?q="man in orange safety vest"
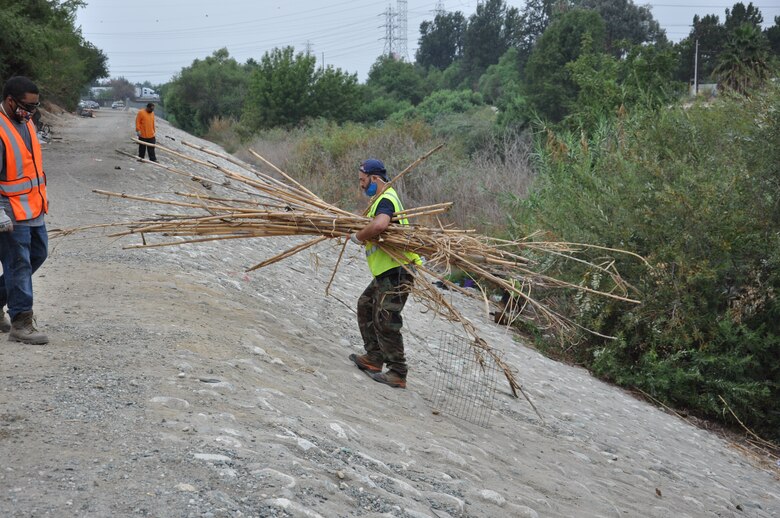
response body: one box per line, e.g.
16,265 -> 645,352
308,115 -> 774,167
0,76 -> 49,344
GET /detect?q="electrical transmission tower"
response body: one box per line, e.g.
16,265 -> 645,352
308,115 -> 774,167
380,2 -> 408,61
435,1 -> 446,16
381,4 -> 395,57
395,0 -> 408,61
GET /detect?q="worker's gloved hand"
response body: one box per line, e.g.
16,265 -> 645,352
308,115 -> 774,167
349,233 -> 363,246
136,131 -> 141,138
0,210 -> 13,233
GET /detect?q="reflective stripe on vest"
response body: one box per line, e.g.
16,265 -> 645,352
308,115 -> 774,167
0,116 -> 25,180
0,116 -> 48,221
365,187 -> 421,277
0,175 -> 45,194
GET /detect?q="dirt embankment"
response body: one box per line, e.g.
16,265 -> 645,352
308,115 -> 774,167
0,109 -> 778,518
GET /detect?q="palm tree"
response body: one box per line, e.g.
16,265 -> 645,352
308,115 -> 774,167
714,23 -> 772,95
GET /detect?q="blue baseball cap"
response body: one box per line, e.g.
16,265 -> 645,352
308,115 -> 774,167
360,159 -> 388,180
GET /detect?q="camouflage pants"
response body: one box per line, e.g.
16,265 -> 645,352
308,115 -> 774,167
357,268 -> 414,378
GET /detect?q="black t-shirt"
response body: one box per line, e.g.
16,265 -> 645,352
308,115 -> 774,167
375,198 -> 395,218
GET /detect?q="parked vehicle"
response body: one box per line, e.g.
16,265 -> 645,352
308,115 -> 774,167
134,86 -> 160,100
111,101 -> 125,109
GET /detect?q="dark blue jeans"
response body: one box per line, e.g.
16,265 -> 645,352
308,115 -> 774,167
0,223 -> 48,320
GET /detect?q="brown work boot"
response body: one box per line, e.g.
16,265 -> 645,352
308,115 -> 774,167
0,309 -> 10,333
349,353 -> 382,373
371,370 -> 406,389
9,311 -> 49,345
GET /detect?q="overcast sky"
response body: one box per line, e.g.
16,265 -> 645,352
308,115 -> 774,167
76,0 -> 780,86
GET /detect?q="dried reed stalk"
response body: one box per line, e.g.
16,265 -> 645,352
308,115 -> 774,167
55,138 -> 644,412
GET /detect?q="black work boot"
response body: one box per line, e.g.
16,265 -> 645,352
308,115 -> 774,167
9,311 -> 49,345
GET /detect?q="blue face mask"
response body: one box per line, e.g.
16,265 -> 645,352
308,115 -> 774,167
365,181 -> 377,197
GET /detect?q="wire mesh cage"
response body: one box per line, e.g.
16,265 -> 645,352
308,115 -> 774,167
428,331 -> 500,427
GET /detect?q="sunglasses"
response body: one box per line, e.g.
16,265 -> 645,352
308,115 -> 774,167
13,97 -> 40,112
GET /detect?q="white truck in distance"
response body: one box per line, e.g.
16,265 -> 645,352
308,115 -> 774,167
134,86 -> 160,101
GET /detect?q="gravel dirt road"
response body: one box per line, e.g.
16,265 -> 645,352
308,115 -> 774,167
0,109 -> 778,518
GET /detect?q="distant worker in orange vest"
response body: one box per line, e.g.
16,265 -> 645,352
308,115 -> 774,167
0,76 -> 50,345
135,102 -> 157,162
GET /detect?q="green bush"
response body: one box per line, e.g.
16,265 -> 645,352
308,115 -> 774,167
356,96 -> 413,123
512,87 -> 780,440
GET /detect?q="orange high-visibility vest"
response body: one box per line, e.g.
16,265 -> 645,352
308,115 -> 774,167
0,115 -> 48,221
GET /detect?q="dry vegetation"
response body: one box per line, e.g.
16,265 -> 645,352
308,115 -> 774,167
206,119 -> 536,235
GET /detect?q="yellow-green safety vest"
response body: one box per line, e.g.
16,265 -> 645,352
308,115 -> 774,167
365,187 -> 422,277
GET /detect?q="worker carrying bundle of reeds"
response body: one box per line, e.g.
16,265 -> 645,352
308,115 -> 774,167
347,158 -> 422,390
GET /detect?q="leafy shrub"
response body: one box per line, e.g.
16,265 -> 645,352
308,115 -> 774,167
356,96 -> 413,123
397,89 -> 485,123
512,87 -> 780,440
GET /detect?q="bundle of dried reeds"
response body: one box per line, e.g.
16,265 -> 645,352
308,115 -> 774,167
57,138 -> 643,410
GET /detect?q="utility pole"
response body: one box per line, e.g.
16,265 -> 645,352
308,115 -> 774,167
694,39 -> 699,96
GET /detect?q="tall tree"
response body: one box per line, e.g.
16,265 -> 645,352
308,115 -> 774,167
243,47 -> 317,130
461,0 -> 522,83
566,38 -> 680,131
311,66 -> 360,123
367,55 -> 427,105
516,0 -> 557,67
165,48 -> 250,135
415,11 -> 467,70
241,47 -> 360,130
0,0 -> 107,106
571,0 -> 667,53
524,8 -> 606,123
477,47 -> 523,106
714,23 -> 771,95
725,2 -> 763,32
765,16 -> 780,55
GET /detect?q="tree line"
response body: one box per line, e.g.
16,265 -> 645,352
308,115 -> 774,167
162,0 -> 780,137
0,0 -> 107,108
